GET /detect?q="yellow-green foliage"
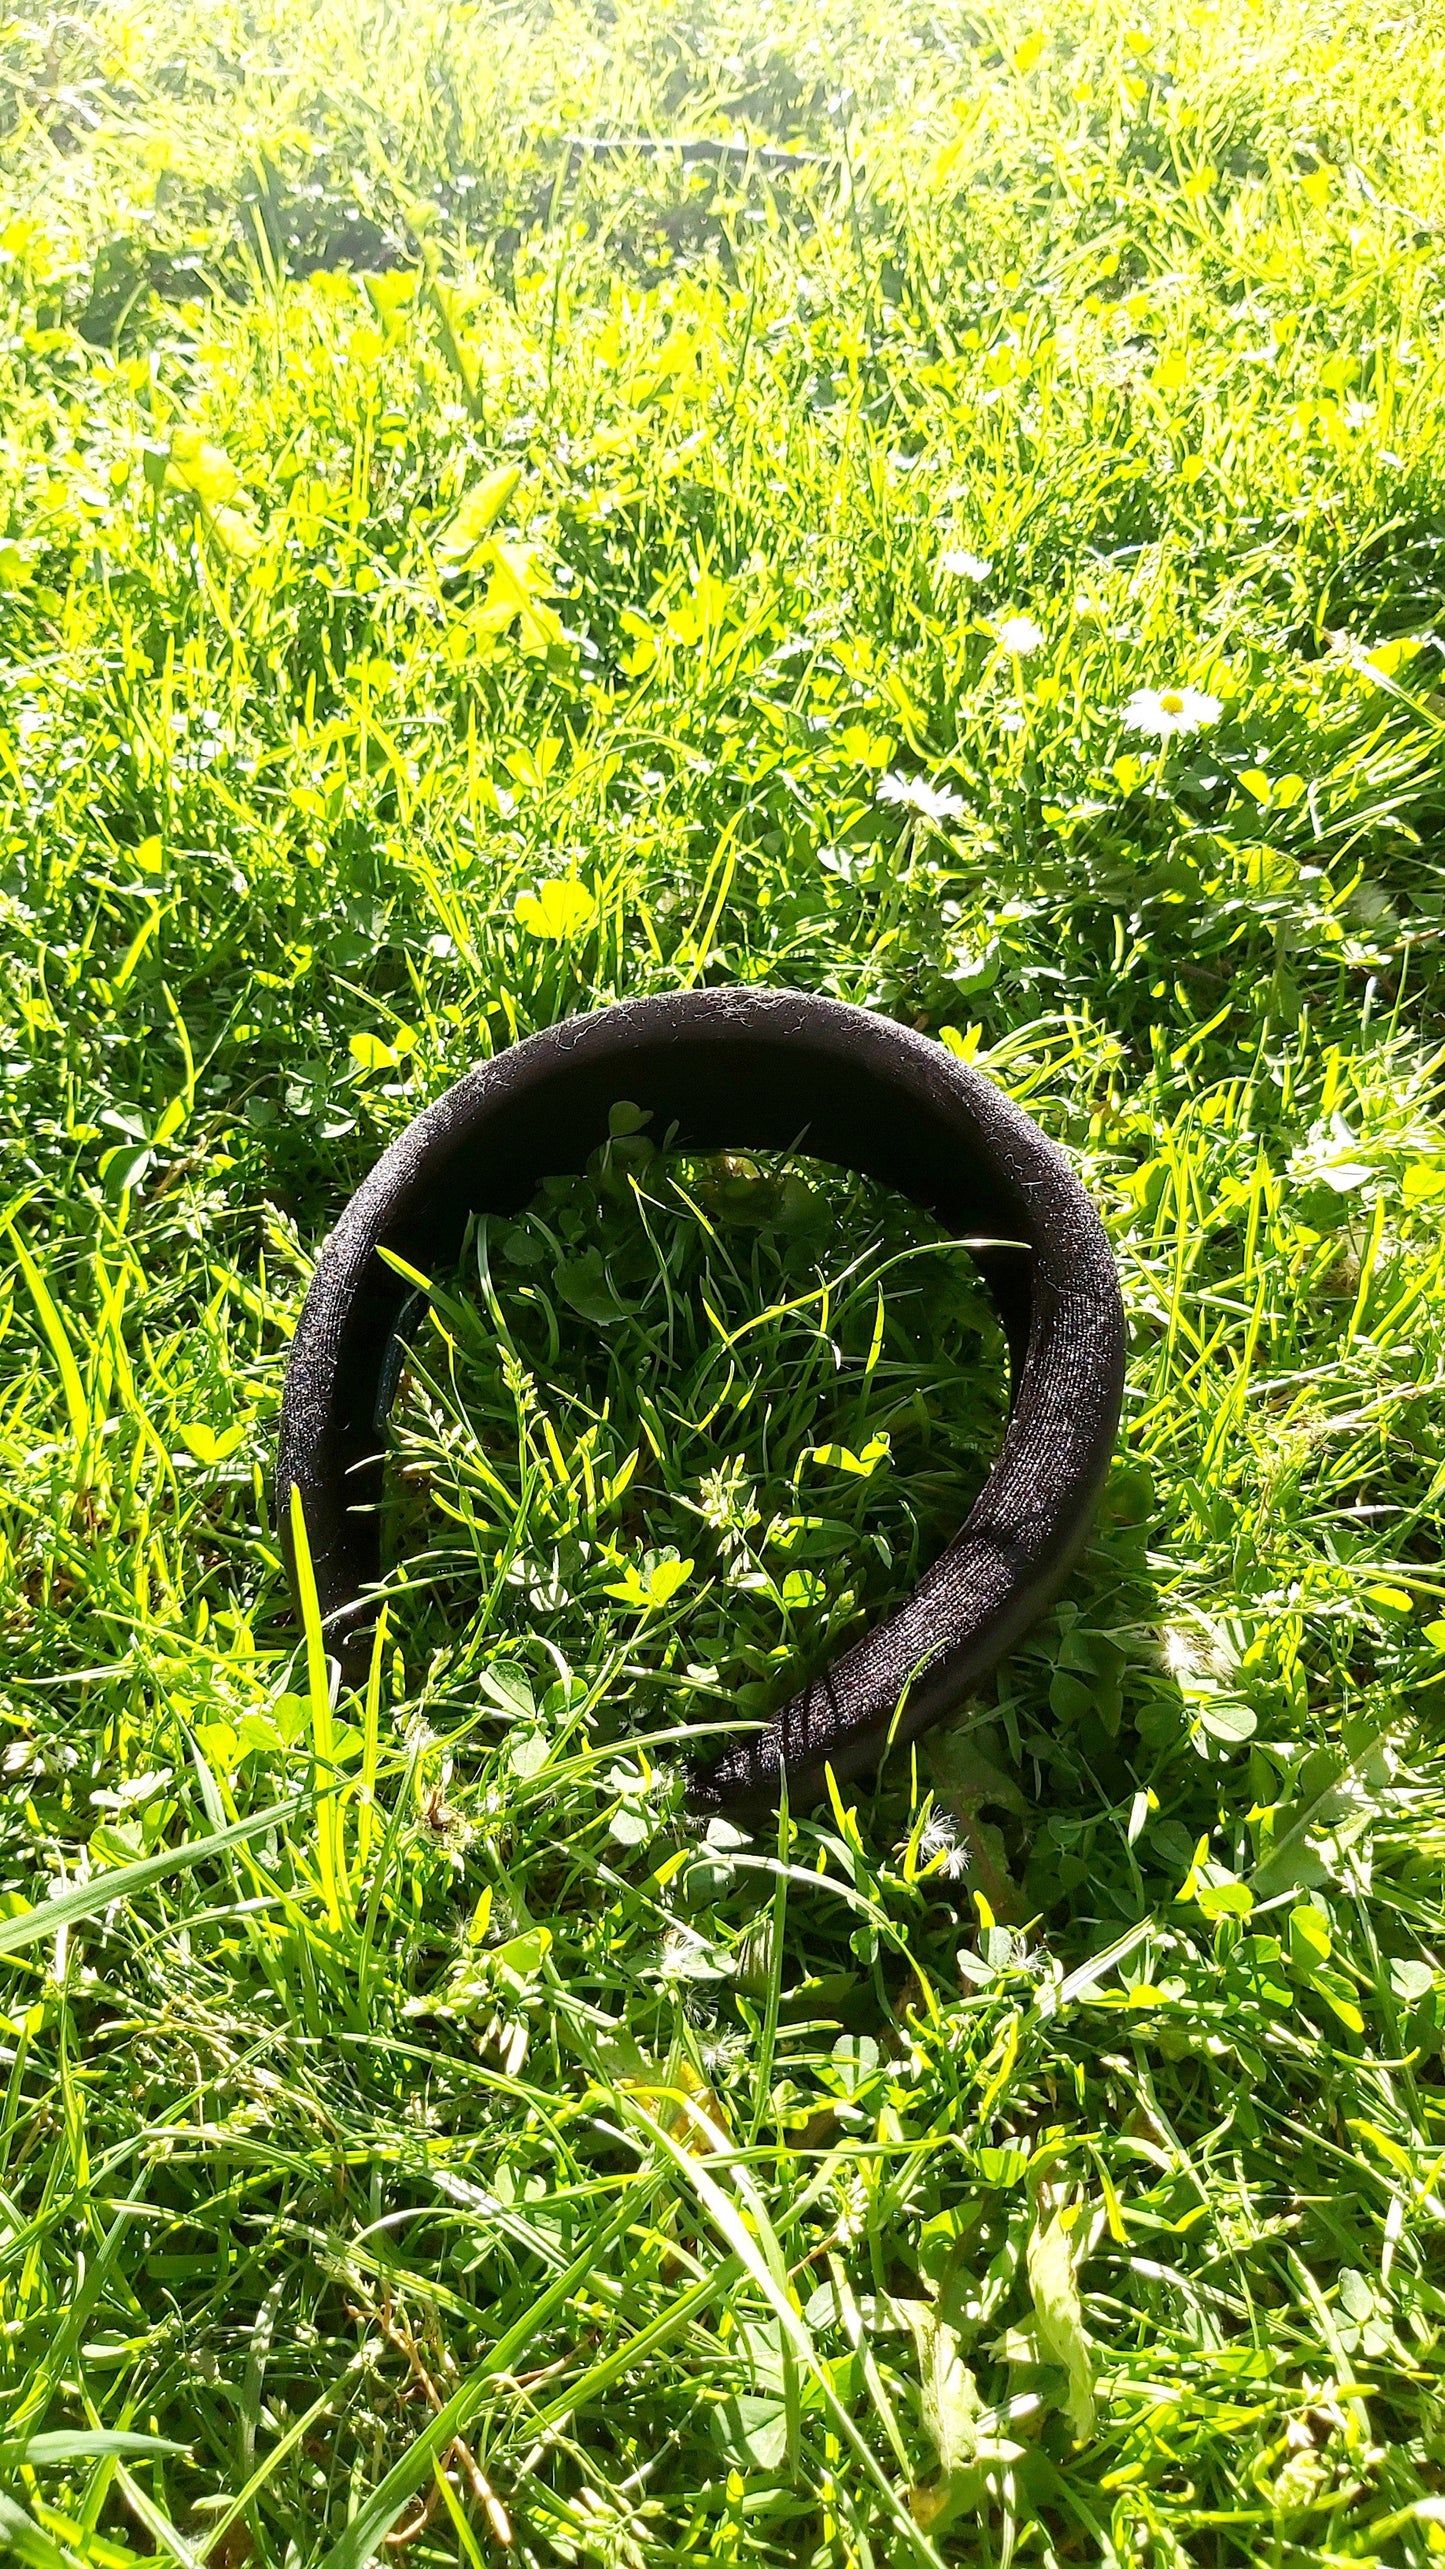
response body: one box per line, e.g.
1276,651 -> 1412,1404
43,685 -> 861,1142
1,0 -> 1445,2560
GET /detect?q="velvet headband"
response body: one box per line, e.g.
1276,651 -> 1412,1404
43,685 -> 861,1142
277,989 -> 1125,1813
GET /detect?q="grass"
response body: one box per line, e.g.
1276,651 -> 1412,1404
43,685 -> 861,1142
2,0 -> 1445,2556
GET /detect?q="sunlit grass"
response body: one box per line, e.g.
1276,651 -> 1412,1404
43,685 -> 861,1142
1,0 -> 1445,2559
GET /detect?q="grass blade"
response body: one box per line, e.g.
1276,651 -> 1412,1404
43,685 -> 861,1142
0,1803 -> 305,1958
4,1223 -> 90,1453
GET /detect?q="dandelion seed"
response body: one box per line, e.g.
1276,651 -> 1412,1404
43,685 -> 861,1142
876,771 -> 966,821
1121,683 -> 1222,738
917,1812 -> 970,1880
996,613 -> 1044,654
941,548 -> 993,581
1161,1627 -> 1198,1682
1161,1618 -> 1234,1681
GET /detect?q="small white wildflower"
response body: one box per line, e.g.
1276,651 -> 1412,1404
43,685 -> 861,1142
694,1457 -> 759,1540
90,1768 -> 172,1810
999,709 -> 1025,733
941,548 -> 993,581
1121,683 -> 1222,739
996,613 -> 1044,655
876,771 -> 966,822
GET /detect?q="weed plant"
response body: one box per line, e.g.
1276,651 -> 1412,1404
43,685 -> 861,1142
2,0 -> 1445,2559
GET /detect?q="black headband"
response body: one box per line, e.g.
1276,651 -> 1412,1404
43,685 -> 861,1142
277,990 -> 1125,1813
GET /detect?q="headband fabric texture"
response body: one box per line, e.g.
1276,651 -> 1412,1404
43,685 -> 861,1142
277,989 -> 1125,1813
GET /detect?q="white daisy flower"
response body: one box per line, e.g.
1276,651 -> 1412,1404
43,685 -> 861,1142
996,614 -> 1044,655
876,772 -> 966,822
1121,683 -> 1222,738
941,548 -> 993,581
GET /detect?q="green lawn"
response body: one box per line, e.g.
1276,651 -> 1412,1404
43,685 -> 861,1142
2,0 -> 1445,2557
